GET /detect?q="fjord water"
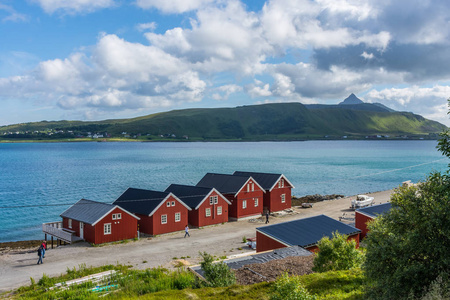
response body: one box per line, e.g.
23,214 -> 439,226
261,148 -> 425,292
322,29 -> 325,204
0,141 -> 447,242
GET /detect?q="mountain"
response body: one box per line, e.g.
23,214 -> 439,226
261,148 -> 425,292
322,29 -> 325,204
0,100 -> 446,141
339,93 -> 364,105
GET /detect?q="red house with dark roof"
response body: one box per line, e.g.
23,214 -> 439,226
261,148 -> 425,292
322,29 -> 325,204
355,202 -> 392,240
165,184 -> 231,227
256,215 -> 361,253
113,188 -> 191,236
234,171 -> 294,212
196,173 -> 265,220
60,199 -> 140,244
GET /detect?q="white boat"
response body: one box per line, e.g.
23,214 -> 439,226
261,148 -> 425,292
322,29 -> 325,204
351,194 -> 374,209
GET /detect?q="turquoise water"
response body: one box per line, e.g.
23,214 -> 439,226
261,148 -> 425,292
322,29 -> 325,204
0,141 -> 447,242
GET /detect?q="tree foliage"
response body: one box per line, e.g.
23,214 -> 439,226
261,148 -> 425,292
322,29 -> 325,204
364,173 -> 450,299
270,273 -> 316,300
199,252 -> 236,287
312,231 -> 364,273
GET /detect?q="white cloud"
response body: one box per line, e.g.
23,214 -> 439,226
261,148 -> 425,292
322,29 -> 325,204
246,80 -> 272,98
136,22 -> 157,32
211,84 -> 242,101
33,0 -> 116,14
136,0 -> 215,13
361,51 -> 374,60
0,3 -> 28,22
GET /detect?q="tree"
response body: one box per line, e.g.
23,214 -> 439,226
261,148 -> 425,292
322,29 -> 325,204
312,231 -> 364,273
199,252 -> 236,287
364,172 -> 450,299
436,99 -> 450,161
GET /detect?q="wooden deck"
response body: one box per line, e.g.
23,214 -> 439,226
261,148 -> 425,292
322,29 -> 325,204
42,221 -> 83,243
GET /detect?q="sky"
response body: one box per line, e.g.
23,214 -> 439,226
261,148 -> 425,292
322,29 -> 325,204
0,0 -> 449,127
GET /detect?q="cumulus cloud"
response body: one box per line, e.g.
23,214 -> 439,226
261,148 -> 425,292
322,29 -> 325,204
33,0 -> 116,14
136,0 -> 215,13
211,84 -> 242,101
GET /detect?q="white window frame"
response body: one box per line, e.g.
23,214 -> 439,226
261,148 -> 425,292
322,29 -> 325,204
175,212 -> 181,222
171,201 -> 175,207
209,196 -> 214,205
242,200 -> 247,209
116,213 -> 121,219
161,214 -> 167,224
112,214 -> 116,220
251,183 -> 254,191
281,179 -> 285,188
217,206 -> 222,215
281,194 -> 286,203
104,223 -> 111,235
254,198 -> 259,207
247,184 -> 250,192
205,208 -> 211,217
166,201 -> 170,207
68,218 -> 72,229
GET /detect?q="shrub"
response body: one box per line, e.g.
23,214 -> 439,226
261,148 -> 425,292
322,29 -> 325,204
271,273 -> 316,300
199,251 -> 236,287
313,231 -> 364,273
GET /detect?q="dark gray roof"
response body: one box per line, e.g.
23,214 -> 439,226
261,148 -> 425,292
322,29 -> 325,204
257,215 -> 361,248
60,199 -> 116,225
165,184 -> 212,209
113,188 -> 171,216
196,173 -> 250,194
357,202 -> 392,218
190,246 -> 312,278
233,171 -> 282,190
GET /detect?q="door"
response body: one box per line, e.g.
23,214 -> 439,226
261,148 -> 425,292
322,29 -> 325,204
80,222 -> 84,239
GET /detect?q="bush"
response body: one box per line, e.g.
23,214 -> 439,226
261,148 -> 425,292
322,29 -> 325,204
199,251 -> 236,287
271,273 -> 316,300
312,231 -> 364,273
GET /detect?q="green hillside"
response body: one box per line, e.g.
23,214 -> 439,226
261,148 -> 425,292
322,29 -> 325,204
0,102 -> 446,141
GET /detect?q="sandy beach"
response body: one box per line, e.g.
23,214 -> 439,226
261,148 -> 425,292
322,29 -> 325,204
0,189 -> 394,293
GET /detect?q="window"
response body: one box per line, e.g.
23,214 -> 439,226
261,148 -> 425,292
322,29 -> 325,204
217,206 -> 222,215
104,223 -> 111,235
161,214 -> 167,224
210,195 -> 218,205
116,213 -> 121,219
171,201 -> 175,207
175,212 -> 181,222
112,213 -> 121,220
242,200 -> 247,209
205,208 -> 211,217
254,198 -> 259,207
214,196 -> 218,204
68,219 -> 72,229
166,201 -> 170,207
281,194 -> 286,203
251,183 -> 254,191
279,179 -> 284,188
112,214 -> 116,220
247,184 -> 250,192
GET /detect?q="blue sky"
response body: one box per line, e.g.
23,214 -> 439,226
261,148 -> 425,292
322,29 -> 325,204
0,0 -> 449,126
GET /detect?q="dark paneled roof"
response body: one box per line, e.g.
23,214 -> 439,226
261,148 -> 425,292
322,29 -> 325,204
60,199 -> 115,225
165,184 -> 212,209
257,215 -> 361,248
113,188 -> 171,216
233,171 -> 282,190
196,173 -> 250,194
357,202 -> 392,218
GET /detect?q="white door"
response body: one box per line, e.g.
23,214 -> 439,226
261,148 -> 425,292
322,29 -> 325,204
80,222 -> 84,239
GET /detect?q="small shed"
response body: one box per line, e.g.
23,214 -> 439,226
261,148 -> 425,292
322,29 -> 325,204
233,171 -> 294,212
256,214 -> 361,253
60,199 -> 140,244
355,202 -> 392,239
113,188 -> 191,236
164,184 -> 231,227
196,173 -> 265,220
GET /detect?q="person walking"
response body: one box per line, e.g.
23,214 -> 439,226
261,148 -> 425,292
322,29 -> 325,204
37,246 -> 43,264
41,241 -> 46,258
265,211 -> 270,224
184,225 -> 190,238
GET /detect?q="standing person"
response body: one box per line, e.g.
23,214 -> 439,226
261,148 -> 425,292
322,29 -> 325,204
37,246 -> 43,265
41,241 -> 46,258
184,225 -> 190,238
265,211 -> 270,224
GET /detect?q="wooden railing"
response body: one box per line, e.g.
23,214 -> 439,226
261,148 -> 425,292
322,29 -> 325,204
42,221 -> 82,243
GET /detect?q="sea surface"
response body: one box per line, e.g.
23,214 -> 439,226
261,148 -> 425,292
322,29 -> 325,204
0,140 -> 447,242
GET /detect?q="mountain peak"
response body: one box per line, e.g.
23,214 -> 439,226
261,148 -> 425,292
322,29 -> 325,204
339,93 -> 364,105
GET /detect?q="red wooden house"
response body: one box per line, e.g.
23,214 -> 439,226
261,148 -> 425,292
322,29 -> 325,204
196,173 -> 265,220
165,184 -> 231,227
60,199 -> 140,245
256,215 -> 361,253
355,202 -> 391,239
113,188 -> 191,236
234,171 -> 294,212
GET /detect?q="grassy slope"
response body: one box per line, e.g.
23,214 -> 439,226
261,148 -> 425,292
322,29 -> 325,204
0,103 -> 446,140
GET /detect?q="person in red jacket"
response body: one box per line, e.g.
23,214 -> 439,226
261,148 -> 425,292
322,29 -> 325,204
41,241 -> 47,258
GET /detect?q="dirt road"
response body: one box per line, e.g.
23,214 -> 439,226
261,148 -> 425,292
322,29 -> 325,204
0,190 -> 393,292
